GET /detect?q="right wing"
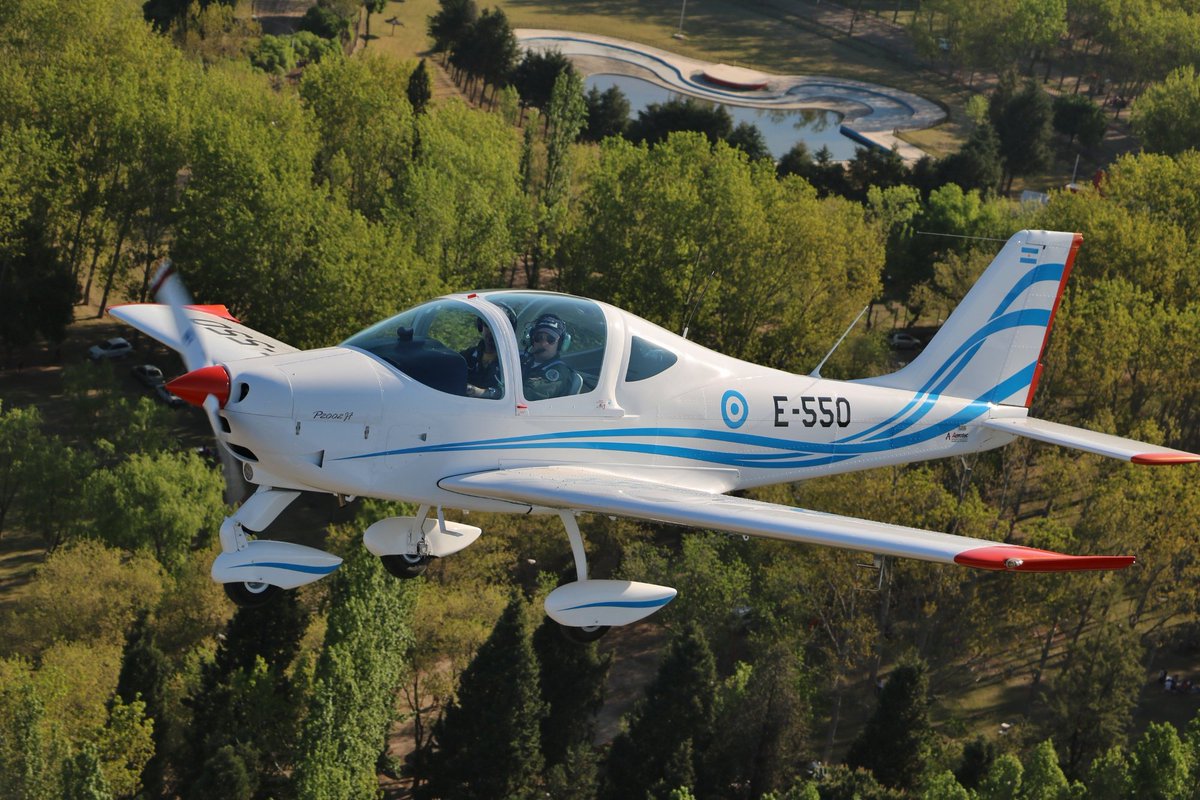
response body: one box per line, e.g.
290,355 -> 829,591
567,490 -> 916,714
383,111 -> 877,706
441,466 -> 1134,572
109,303 -> 297,364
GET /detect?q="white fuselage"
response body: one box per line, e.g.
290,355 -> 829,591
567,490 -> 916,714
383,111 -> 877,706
214,297 -> 1025,511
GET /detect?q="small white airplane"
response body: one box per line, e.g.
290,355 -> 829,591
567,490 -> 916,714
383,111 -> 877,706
111,230 -> 1199,641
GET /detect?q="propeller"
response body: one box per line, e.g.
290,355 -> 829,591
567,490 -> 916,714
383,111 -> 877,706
150,260 -> 251,506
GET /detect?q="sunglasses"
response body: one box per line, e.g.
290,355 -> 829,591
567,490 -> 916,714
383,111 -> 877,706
532,332 -> 560,345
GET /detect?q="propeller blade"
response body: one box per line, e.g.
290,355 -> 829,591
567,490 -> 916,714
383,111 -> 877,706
150,259 -> 209,373
150,259 -> 251,505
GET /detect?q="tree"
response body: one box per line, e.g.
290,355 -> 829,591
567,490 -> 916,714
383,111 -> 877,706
602,623 -> 716,800
976,753 -> 1023,800
422,593 -> 546,800
701,643 -> 809,798
115,613 -> 169,797
1046,625 -> 1143,776
1084,746 -> 1130,800
83,450 -> 225,574
583,85 -> 629,142
293,532 -> 416,799
512,49 -> 575,112
728,121 -> 771,162
531,613 -> 610,768
845,145 -> 909,202
991,77 -> 1054,191
299,53 -> 417,220
1052,93 -> 1106,148
408,58 -> 433,116
936,122 -> 1002,194
846,657 -> 932,791
626,97 -> 733,146
1128,722 -> 1191,800
427,0 -> 478,55
181,591 -> 311,798
1019,740 -> 1071,800
61,742 -> 112,800
1132,66 -> 1200,156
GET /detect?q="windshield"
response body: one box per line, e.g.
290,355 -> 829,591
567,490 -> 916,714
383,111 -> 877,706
342,299 -> 507,399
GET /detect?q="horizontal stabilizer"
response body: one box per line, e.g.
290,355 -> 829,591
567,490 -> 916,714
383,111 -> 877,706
982,417 -> 1200,464
441,466 -> 1135,573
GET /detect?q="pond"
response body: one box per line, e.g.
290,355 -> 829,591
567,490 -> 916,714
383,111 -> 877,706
584,73 -> 861,161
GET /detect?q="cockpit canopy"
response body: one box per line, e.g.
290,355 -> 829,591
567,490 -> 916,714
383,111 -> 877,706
343,292 -> 645,400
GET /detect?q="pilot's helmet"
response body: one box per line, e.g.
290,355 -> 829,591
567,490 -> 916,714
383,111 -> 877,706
530,314 -> 568,348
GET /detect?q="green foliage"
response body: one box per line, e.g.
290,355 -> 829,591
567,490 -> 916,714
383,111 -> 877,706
1129,722 -> 1191,800
603,623 -> 716,800
583,84 -> 629,142
1052,94 -> 1107,148
563,133 -> 883,373
702,643 -> 810,798
728,121 -> 771,162
531,613 -> 610,768
627,97 -> 733,146
422,593 -> 546,800
300,52 -> 417,219
294,537 -> 417,799
513,48 -> 575,111
1132,66 -> 1200,156
60,742 -> 112,800
2,539 -> 165,656
427,0 -> 479,54
408,58 -> 433,115
977,753 -> 1023,800
990,77 -> 1054,188
82,450 -> 224,573
1046,625 -> 1143,776
249,34 -> 297,75
846,657 -> 932,790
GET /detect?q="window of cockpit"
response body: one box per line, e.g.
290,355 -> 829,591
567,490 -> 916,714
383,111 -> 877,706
624,336 -> 678,382
341,300 -> 507,399
485,292 -> 607,398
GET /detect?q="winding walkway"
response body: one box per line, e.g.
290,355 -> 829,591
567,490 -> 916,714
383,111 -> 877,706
516,29 -> 945,163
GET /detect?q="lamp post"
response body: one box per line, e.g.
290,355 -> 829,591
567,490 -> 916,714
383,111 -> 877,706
673,0 -> 687,39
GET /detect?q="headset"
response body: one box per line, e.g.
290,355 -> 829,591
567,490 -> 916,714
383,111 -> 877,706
522,313 -> 572,354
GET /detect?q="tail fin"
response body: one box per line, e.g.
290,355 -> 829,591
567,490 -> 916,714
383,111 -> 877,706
861,230 -> 1081,407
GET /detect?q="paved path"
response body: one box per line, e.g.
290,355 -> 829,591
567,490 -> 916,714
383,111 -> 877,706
517,28 -> 945,163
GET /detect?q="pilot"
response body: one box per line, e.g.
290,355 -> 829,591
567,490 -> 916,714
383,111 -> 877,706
463,309 -> 515,399
521,314 -> 578,400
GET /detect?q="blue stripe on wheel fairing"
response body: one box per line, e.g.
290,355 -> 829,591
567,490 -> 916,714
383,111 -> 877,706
562,596 -> 675,611
230,561 -> 341,575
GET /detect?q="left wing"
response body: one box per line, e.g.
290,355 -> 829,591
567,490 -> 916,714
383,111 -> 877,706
440,467 -> 1133,572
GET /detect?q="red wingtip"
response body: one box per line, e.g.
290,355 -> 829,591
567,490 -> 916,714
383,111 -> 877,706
955,544 -> 1135,572
1131,452 -> 1200,465
167,365 -> 230,409
186,304 -> 240,323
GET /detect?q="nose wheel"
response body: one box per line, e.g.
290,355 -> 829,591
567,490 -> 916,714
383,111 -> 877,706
560,623 -> 610,644
381,552 -> 431,579
223,581 -> 283,608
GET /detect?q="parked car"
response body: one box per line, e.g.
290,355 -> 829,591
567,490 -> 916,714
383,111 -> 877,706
131,364 -> 165,387
154,384 -> 187,409
887,331 -> 924,350
88,337 -> 132,360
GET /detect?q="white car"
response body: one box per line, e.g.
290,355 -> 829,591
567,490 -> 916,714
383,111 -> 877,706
887,331 -> 924,350
89,337 -> 132,360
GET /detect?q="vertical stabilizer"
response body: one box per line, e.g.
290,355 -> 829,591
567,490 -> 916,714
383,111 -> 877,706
860,230 -> 1081,407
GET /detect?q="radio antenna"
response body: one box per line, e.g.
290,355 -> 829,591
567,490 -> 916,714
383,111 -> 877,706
810,304 -> 870,378
680,245 -> 713,340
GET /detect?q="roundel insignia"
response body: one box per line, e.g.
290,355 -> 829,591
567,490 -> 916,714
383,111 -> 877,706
721,390 -> 749,429
546,369 -> 560,382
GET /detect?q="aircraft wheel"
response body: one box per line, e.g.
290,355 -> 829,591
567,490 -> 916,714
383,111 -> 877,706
381,553 -> 431,580
223,580 -> 282,608
559,623 -> 610,644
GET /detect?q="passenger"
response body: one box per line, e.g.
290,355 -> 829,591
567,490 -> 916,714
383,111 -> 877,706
463,318 -> 503,399
521,314 -> 579,400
